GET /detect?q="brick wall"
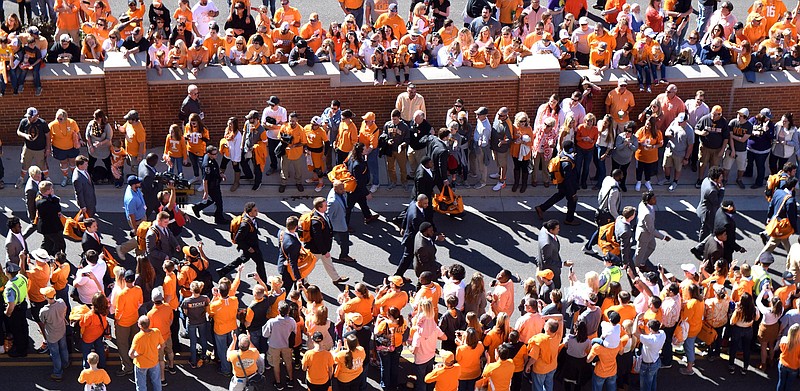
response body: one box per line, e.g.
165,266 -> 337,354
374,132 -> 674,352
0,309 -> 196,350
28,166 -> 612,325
4,63 -> 800,147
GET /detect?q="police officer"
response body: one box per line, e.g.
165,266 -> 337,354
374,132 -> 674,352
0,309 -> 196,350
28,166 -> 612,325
4,261 -> 29,357
598,256 -> 622,296
192,145 -> 228,225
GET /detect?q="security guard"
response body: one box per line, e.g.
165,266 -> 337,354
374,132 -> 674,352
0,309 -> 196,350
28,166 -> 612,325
598,256 -> 622,295
4,261 -> 29,357
192,145 -> 228,225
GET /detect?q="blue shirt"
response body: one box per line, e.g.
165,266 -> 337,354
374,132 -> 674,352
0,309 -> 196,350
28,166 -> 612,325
123,186 -> 146,220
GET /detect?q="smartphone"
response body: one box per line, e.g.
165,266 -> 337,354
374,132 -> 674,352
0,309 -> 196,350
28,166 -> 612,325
247,272 -> 256,278
82,272 -> 91,277
569,266 -> 574,273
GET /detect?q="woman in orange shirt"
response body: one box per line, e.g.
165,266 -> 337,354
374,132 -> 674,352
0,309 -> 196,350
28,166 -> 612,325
681,283 -> 705,375
334,334 -> 366,391
510,112 -> 534,193
78,293 -> 109,368
778,324 -> 800,391
81,33 -> 106,63
358,112 -> 380,192
184,113 -> 210,183
484,312 -> 510,362
163,124 -> 188,177
455,327 -> 485,391
335,110 -> 359,165
574,113 -> 598,189
633,115 -> 662,191
375,306 -> 406,391
168,39 -> 189,68
173,0 -> 196,35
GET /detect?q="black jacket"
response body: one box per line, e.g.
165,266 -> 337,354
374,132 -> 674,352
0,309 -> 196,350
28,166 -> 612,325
427,136 -> 450,189
409,120 -> 432,151
413,231 -> 439,277
401,203 -> 426,249
714,208 -> 742,262
414,165 -> 436,200
235,214 -> 259,251
558,151 -> 578,195
278,229 -> 302,279
35,194 -> 63,234
46,42 -> 81,63
306,210 -> 333,255
138,161 -> 162,215
81,231 -> 104,254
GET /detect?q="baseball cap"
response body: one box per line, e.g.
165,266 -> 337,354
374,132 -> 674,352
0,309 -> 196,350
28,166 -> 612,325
388,275 -> 404,287
183,245 -> 200,258
123,110 -> 140,121
268,95 -> 280,106
151,286 -> 164,302
388,3 -> 398,11
127,175 -> 141,185
578,17 -> 589,25
311,116 -> 324,126
559,30 -> 569,40
474,106 -> 489,115
760,108 -> 773,119
536,269 -> 554,280
124,270 -> 136,282
676,112 -> 687,122
347,312 -> 364,327
4,262 -> 20,273
361,112 -> 376,121
680,263 -> 697,274
644,28 -> 656,38
40,286 -> 56,299
311,331 -> 324,342
441,351 -> 455,365
712,105 -> 723,114
617,79 -> 628,86
193,38 -> 204,48
28,26 -> 40,35
25,107 -> 38,117
737,108 -> 750,116
759,251 -> 775,264
245,110 -> 260,120
784,271 -> 795,282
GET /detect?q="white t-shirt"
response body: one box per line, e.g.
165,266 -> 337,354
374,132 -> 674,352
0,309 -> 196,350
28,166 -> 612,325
261,105 -> 288,139
74,261 -> 108,304
192,0 -> 219,37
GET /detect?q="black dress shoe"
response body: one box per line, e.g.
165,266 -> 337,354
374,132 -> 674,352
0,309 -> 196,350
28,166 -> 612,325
690,247 -> 703,261
278,185 -> 286,193
191,205 -> 200,218
296,184 -> 304,192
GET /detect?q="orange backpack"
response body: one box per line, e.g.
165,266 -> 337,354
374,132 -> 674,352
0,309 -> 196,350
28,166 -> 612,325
548,155 -> 573,185
327,164 -> 357,192
298,211 -> 323,243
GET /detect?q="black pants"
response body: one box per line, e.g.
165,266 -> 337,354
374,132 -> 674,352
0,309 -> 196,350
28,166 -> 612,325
333,231 -> 351,258
88,155 -> 112,181
346,192 -> 373,226
745,151 -> 769,186
228,247 -> 267,281
267,138 -> 280,171
512,159 -> 529,186
576,51 -> 590,66
42,232 -> 66,255
538,188 -> 577,222
396,243 -> 414,277
220,158 -> 240,173
611,160 -> 630,191
636,160 -> 657,181
336,149 -> 349,166
245,158 -> 262,189
769,154 -> 789,175
194,182 -> 224,219
18,1 -> 32,24
7,301 -> 29,357
188,153 -> 203,179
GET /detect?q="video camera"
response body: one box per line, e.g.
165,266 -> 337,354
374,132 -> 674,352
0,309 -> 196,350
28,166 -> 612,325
154,172 -> 191,189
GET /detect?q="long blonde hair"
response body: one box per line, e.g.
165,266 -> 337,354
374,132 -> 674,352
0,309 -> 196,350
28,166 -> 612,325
788,323 -> 800,352
418,298 -> 436,320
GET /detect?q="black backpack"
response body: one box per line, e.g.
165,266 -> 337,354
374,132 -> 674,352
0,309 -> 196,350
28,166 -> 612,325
467,0 -> 488,18
188,262 -> 214,296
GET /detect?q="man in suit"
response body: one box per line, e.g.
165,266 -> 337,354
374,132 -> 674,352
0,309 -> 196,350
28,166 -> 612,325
81,218 -> 103,254
635,191 -> 672,271
696,166 -> 724,241
138,153 -> 162,218
145,211 -> 180,285
414,221 -> 445,278
535,140 -> 580,226
426,128 -> 451,190
759,178 -> 798,265
538,219 -> 564,288
5,217 -> 27,265
715,200 -> 745,263
72,155 -> 97,217
614,206 -> 637,269
700,228 -> 726,270
35,180 -> 66,255
414,157 -> 436,223
395,194 -> 428,278
306,197 -> 348,285
219,202 -> 267,281
23,165 -> 43,236
278,216 -> 302,291
327,180 -> 356,263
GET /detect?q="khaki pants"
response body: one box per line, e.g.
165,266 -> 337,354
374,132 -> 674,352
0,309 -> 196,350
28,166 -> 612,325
408,148 -> 425,175
118,218 -> 144,256
699,146 -> 723,171
761,236 -> 792,259
474,147 -> 489,185
531,154 -> 550,184
313,252 -> 341,281
280,157 -> 306,185
116,323 -> 140,372
386,149 -> 408,185
493,151 -> 509,180
21,146 -> 47,173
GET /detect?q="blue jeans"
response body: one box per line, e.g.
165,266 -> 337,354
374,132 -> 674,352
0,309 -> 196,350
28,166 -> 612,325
14,66 -> 42,90
777,363 -> 799,391
593,146 -> 608,186
574,147 -> 593,187
682,336 -> 697,364
48,336 -> 69,377
169,157 -> 184,176
187,323 -> 208,365
639,359 -> 660,391
188,153 -> 202,179
367,149 -> 380,186
81,337 -> 106,368
378,349 -> 401,390
635,64 -> 652,87
415,359 -> 434,391
591,373 -> 616,391
696,5 -> 715,36
728,325 -> 753,370
458,378 -> 478,391
249,329 -> 268,356
532,369 -> 555,391
215,332 -> 233,374
135,365 -> 162,391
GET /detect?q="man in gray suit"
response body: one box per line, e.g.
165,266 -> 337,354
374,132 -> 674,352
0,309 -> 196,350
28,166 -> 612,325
538,219 -> 565,288
413,221 -> 445,278
72,155 -> 97,217
696,166 -> 724,242
326,180 -> 355,262
614,206 -> 637,269
635,191 -> 671,271
23,165 -> 42,236
5,217 -> 27,265
146,211 -> 180,285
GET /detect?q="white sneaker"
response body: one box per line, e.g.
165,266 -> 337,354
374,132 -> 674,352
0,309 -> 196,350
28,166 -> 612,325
370,184 -> 379,193
669,182 -> 677,192
489,173 -> 500,179
645,181 -> 653,191
658,178 -> 671,185
474,183 -> 487,190
60,177 -> 68,187
304,178 -> 316,184
492,182 -> 505,191
635,181 -> 642,191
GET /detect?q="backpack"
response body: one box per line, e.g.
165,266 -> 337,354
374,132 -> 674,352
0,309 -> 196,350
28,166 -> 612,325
765,171 -> 786,201
136,220 -> 153,252
466,0 -> 486,18
298,211 -> 323,243
230,214 -> 253,244
598,221 -> 621,256
188,262 -> 214,296
327,164 -> 358,193
547,155 -> 573,185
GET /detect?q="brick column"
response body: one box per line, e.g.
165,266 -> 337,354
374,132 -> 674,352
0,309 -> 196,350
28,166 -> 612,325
518,55 -> 561,113
103,52 -> 151,129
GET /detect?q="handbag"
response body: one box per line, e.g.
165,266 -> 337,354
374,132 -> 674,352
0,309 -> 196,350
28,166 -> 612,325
432,185 -> 465,215
593,185 -> 617,225
279,231 -> 317,281
697,321 -> 718,345
766,195 -> 794,239
374,319 -> 395,353
236,354 -> 265,390
632,354 -> 642,375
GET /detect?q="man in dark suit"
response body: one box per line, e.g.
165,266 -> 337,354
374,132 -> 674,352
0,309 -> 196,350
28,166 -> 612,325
219,202 -> 267,280
414,157 -> 436,223
307,197 -> 348,285
696,166 -> 724,242
81,218 -> 104,254
35,180 -> 66,255
278,216 -> 302,291
4,217 -> 27,265
413,221 -> 444,278
614,206 -> 637,269
138,153 -> 162,218
538,219 -> 564,288
535,140 -> 580,226
72,155 -> 97,217
146,211 -> 180,285
700,228 -> 726,271
395,194 -> 428,279
23,165 -> 42,236
426,129 -> 451,190
715,200 -> 745,263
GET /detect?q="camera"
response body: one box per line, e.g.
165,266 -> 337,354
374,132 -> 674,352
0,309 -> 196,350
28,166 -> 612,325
154,172 -> 191,189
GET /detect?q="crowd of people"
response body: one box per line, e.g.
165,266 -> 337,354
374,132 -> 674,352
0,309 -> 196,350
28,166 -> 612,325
3,0 -> 800,92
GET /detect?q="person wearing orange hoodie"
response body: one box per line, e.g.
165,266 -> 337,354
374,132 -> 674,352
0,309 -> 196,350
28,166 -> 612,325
278,112 -> 308,193
358,112 -> 381,193
335,109 -> 359,165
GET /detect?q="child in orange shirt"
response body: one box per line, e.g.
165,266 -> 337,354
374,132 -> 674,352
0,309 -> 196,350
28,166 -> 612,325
164,124 -> 188,177
394,43 -> 412,87
110,139 -> 128,188
78,352 -> 111,389
371,46 -> 388,85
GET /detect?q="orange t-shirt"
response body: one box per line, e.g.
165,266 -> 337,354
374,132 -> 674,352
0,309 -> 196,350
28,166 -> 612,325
438,27 -> 458,46
147,304 -> 173,341
209,296 -> 239,335
280,123 -> 307,160
425,364 -> 462,391
590,344 -> 621,377
303,349 -> 335,385
334,346 -> 366,383
683,298 -> 703,338
606,304 -> 637,323
634,128 -> 662,163
114,286 -> 143,327
26,262 -> 52,303
483,329 -> 505,362
50,263 -> 71,291
303,125 -> 328,150
373,290 -> 408,317
527,333 -> 560,374
575,124 -> 598,150
358,122 -> 380,149
414,283 -> 442,316
480,359 -> 514,391
335,121 -> 359,153
496,0 -> 523,24
341,294 -> 375,325
605,88 -> 635,122
173,8 -> 193,25
228,348 -> 261,378
55,0 -> 81,30
164,135 -> 188,159
122,122 -> 146,157
79,311 -> 108,343
49,118 -> 80,151
183,125 -> 210,156
780,339 -> 800,370
78,368 -> 111,387
131,328 -> 164,369
456,343 -> 485,379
